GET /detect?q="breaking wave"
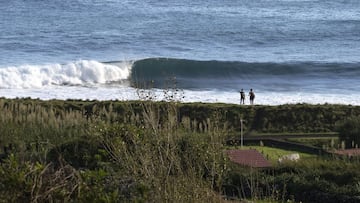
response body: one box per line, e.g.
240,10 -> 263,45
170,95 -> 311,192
131,58 -> 360,78
1,58 -> 359,91
130,58 -> 360,89
0,60 -> 132,88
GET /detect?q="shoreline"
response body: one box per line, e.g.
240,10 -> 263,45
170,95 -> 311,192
0,90 -> 360,106
1,96 -> 359,107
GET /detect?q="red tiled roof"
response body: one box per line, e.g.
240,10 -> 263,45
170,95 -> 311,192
333,149 -> 360,156
226,149 -> 272,168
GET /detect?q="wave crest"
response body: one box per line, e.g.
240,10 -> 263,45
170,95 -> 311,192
130,58 -> 360,89
0,60 -> 132,88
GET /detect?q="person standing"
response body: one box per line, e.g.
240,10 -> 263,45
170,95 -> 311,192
249,89 -> 255,105
240,89 -> 245,105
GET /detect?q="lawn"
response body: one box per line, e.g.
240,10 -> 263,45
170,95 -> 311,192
233,145 -> 318,164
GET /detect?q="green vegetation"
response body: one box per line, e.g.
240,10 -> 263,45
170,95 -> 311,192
0,97 -> 360,202
337,116 -> 360,148
0,98 -> 227,202
224,158 -> 360,202
287,137 -> 339,150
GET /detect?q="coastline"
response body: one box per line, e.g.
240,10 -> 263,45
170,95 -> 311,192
0,87 -> 359,106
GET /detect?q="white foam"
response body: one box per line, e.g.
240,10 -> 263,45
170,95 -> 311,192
0,60 -> 132,89
0,60 -> 359,105
0,87 -> 359,106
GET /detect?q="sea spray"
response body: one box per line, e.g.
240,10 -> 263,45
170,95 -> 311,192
0,60 -> 132,88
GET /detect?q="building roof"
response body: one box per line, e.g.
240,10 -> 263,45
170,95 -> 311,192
333,149 -> 360,157
226,149 -> 272,168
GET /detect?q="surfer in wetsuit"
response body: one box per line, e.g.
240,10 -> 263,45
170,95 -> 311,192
240,89 -> 245,104
249,89 -> 255,105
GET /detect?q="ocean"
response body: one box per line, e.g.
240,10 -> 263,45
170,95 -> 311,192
1,0 -> 359,105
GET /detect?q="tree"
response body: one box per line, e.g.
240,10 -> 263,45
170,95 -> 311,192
337,116 -> 360,148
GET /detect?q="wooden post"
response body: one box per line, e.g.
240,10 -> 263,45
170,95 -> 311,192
240,119 -> 244,148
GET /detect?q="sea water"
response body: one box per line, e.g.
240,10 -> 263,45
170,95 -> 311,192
0,0 -> 359,105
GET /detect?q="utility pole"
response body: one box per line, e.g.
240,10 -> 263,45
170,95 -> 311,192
240,119 -> 244,148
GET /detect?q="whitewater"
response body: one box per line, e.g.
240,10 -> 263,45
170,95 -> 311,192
0,59 -> 359,105
1,0 -> 360,105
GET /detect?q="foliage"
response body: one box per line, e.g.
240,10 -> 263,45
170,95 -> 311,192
0,98 -> 227,202
224,158 -> 360,203
287,137 -> 339,150
0,155 -> 81,202
272,159 -> 360,202
1,98 -> 360,202
337,116 -> 360,148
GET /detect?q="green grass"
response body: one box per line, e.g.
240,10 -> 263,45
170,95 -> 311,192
232,145 -> 318,163
250,132 -> 339,137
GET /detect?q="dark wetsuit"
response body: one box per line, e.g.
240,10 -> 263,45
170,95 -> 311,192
240,91 -> 245,104
249,91 -> 255,104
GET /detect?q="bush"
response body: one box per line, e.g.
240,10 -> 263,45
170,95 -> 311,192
47,139 -> 109,169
